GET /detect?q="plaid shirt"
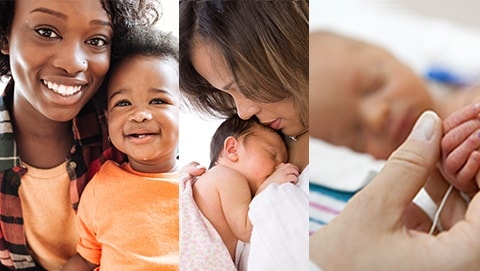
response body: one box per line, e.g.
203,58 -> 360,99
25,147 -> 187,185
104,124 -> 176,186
0,82 -> 126,270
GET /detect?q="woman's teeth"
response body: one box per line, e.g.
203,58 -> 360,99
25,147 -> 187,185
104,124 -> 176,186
43,80 -> 82,96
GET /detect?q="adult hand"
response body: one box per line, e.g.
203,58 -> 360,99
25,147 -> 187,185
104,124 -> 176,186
310,111 -> 480,271
179,162 -> 206,190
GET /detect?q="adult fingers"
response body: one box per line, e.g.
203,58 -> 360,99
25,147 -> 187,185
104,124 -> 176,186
357,110 -> 443,223
178,162 -> 206,190
180,161 -> 206,176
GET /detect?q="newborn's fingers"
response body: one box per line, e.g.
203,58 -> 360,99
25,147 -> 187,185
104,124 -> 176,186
456,151 -> 480,192
443,102 -> 480,133
442,122 -> 480,156
443,130 -> 480,174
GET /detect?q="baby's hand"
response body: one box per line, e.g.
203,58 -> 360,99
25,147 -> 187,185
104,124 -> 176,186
265,163 -> 300,185
440,103 -> 480,195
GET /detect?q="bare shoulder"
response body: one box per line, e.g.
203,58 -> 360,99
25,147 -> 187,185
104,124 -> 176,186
197,165 -> 247,186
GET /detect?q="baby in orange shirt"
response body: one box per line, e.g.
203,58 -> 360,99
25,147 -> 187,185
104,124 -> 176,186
62,26 -> 180,271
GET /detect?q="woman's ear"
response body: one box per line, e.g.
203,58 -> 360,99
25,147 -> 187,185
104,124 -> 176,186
223,136 -> 239,162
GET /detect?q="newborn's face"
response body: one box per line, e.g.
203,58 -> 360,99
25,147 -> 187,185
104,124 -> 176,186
309,32 -> 434,159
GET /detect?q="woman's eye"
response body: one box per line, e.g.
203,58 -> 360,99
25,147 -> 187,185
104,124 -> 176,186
35,27 -> 60,39
87,37 -> 109,48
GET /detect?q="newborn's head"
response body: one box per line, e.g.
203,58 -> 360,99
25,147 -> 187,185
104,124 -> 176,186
309,31 -> 434,159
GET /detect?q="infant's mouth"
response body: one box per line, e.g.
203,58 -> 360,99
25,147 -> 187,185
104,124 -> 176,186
128,133 -> 156,138
42,80 -> 84,96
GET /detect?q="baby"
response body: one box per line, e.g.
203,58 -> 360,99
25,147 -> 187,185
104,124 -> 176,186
180,114 -> 299,270
310,30 -> 480,159
309,30 -> 480,232
62,26 -> 180,270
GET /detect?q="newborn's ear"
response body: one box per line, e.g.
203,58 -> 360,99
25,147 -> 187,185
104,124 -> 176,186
223,136 -> 239,162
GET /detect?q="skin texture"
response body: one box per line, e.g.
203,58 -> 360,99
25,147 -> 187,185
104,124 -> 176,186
193,126 -> 298,260
1,0 -> 112,168
107,55 -> 179,173
190,40 -> 309,170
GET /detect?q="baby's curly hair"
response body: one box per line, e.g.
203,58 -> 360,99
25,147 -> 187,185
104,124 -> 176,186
0,0 -> 161,78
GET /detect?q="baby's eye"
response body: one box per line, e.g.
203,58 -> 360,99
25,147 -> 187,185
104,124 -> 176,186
150,98 -> 167,105
35,27 -> 60,39
114,100 -> 131,107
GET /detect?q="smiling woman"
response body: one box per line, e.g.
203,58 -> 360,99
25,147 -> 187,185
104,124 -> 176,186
0,0 -> 161,269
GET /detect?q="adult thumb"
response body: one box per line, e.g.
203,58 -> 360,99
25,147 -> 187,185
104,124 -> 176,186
360,110 -> 442,219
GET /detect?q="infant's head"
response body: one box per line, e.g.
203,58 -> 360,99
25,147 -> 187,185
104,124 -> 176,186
209,115 -> 288,184
309,31 -> 434,159
106,26 -> 179,172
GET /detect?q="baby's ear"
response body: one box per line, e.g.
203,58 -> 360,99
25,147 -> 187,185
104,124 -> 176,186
223,136 -> 239,162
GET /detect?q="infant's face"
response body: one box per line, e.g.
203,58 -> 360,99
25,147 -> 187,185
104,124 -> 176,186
309,32 -> 434,159
237,127 -> 288,188
107,55 -> 179,171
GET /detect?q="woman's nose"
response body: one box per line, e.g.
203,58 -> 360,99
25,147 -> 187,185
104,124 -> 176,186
235,97 -> 261,120
52,42 -> 88,74
129,109 -> 153,123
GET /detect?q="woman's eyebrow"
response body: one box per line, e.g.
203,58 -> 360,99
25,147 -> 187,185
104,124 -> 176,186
30,7 -> 67,20
30,7 -> 112,27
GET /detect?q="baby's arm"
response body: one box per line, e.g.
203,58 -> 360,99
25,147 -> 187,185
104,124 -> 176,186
61,254 -> 98,271
440,102 -> 480,195
256,163 -> 299,195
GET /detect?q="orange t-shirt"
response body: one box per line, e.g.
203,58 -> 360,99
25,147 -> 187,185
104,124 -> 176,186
76,160 -> 179,270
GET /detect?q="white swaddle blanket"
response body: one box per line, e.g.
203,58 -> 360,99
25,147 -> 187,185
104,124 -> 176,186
247,166 -> 309,271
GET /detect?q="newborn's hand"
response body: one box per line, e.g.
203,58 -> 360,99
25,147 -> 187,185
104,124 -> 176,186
440,103 -> 480,196
265,163 -> 299,185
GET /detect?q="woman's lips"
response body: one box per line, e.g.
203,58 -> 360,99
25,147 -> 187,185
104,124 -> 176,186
263,119 -> 282,130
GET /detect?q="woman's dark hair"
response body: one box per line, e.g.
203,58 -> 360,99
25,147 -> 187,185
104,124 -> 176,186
0,0 -> 161,78
179,0 -> 308,126
208,114 -> 285,169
